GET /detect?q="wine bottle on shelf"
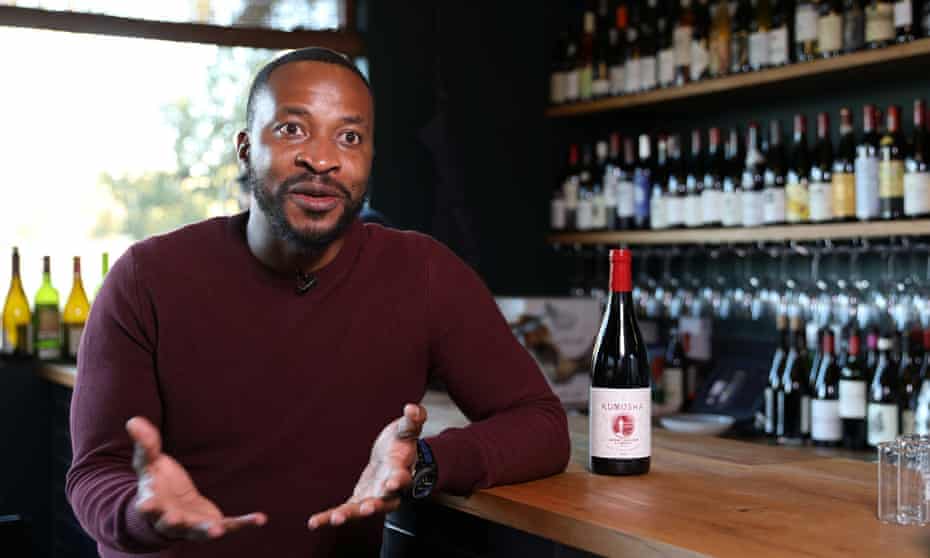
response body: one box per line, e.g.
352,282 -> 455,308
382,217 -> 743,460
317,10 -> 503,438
895,0 -> 917,41
635,134 -> 654,229
95,251 -> 109,300
721,127 -> 744,227
765,312 -> 789,440
709,0 -> 732,76
795,0 -> 820,61
2,247 -> 32,357
62,256 -> 90,362
652,135 -> 670,230
856,105 -> 882,221
578,145 -> 596,231
563,144 -> 581,231
662,327 -> 687,413
702,127 -> 725,227
742,122 -> 766,228
812,329 -> 843,447
590,248 -> 651,476
592,142 -> 609,231
580,9 -> 596,101
866,0 -> 896,47
879,104 -> 906,219
33,256 -> 61,362
625,2 -> 643,94
865,327 -> 881,379
609,4 -> 628,96
818,0 -> 845,57
914,329 -> 930,435
868,336 -> 900,447
641,0 -> 660,91
839,327 -> 869,450
764,119 -> 787,225
730,0 -> 752,73
564,30 -> 581,103
593,0 -> 612,98
904,99 -> 930,218
779,314 -> 813,444
685,128 -> 705,228
832,107 -> 857,222
675,0 -> 696,84
550,32 -> 568,105
604,135 -> 621,231
899,329 -> 922,435
922,0 -> 930,37
551,178 -> 568,232
665,134 -> 686,229
658,0 -> 677,90
769,0 -> 791,65
844,0 -> 867,51
619,136 -> 638,229
691,0 -> 712,80
809,112 -> 835,223
808,325 -> 824,399
749,0 -> 772,71
787,114 -> 812,223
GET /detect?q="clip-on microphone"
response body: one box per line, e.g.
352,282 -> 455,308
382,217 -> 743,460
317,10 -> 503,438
296,270 -> 317,295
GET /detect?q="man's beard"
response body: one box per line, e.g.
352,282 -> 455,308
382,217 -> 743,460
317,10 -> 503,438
240,161 -> 366,254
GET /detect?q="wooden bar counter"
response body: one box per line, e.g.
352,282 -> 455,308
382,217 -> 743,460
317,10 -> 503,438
42,366 -> 929,558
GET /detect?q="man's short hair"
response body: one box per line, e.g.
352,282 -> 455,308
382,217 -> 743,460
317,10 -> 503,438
245,47 -> 371,130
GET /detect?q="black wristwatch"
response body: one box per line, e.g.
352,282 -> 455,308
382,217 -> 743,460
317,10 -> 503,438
411,439 -> 438,499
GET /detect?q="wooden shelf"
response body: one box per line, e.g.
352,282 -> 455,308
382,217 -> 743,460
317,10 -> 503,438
546,38 -> 930,118
548,219 -> 930,245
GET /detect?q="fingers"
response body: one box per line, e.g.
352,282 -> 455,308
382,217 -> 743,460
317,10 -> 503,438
127,416 -> 162,472
147,508 -> 267,541
220,512 -> 268,534
308,498 -> 399,530
380,467 -> 413,499
395,404 -> 427,440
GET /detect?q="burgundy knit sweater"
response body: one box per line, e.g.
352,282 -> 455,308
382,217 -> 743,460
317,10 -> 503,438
66,213 -> 570,557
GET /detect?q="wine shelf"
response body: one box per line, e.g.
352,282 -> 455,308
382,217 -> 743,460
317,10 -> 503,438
547,219 -> 930,245
545,38 -> 930,118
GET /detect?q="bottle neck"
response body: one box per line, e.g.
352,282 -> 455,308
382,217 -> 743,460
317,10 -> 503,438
610,260 -> 632,293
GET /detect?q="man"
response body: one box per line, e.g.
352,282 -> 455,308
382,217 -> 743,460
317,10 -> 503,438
66,47 -> 570,557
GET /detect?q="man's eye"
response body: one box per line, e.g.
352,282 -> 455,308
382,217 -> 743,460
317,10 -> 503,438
279,123 -> 303,135
343,131 -> 362,145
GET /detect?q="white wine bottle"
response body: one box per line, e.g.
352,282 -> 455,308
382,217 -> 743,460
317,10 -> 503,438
94,251 -> 109,300
33,256 -> 61,361
63,256 -> 90,362
2,247 -> 32,357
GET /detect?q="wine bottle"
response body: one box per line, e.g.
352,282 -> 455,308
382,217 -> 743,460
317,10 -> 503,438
635,134 -> 654,229
590,248 -> 651,476
578,145 -> 596,231
766,312 -> 789,439
593,0 -> 612,98
33,256 -> 61,361
618,136 -> 637,229
663,327 -> 687,412
914,329 -> 930,435
550,31 -> 568,105
730,0 -> 752,73
769,0 -> 791,65
702,127 -> 725,226
844,0 -> 867,51
1,247 -> 32,357
62,256 -> 90,362
856,105 -> 881,220
609,4 -> 628,96
899,329 -> 922,435
96,252 -> 109,301
839,327 -> 869,450
742,122 -> 766,227
652,135 -> 670,229
879,104 -> 906,219
685,128 -> 705,228
866,327 -> 881,378
580,10 -> 596,101
659,0 -> 677,88
832,108 -> 857,222
749,0 -> 772,71
593,141 -> 610,230
866,0 -> 896,47
779,315 -> 813,444
709,0 -> 732,76
818,0 -> 845,57
809,112 -> 835,222
812,329 -> 843,446
604,135 -> 621,231
764,119 -> 787,225
665,134 -> 686,228
904,99 -> 930,218
691,0 -> 712,80
787,114 -> 812,223
722,127 -> 744,227
795,0 -> 820,61
895,0 -> 917,41
564,31 -> 581,103
675,0 -> 696,84
564,144 -> 581,231
641,0 -> 660,91
625,2 -> 643,94
867,337 -> 901,447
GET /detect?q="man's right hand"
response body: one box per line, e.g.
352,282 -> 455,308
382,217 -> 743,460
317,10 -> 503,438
126,417 -> 267,541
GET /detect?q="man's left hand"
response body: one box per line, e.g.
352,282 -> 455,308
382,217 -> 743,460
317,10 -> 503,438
307,403 -> 427,530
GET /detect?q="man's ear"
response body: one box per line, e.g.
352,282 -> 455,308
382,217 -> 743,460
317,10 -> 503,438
236,130 -> 250,162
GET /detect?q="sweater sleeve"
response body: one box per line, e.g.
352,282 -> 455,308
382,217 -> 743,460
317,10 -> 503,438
422,242 -> 571,495
66,246 -> 174,553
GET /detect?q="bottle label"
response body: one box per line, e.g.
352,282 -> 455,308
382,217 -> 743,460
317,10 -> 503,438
855,155 -> 880,219
563,179 -> 579,209
811,399 -> 842,441
640,57 -> 657,90
741,190 -> 763,227
618,180 -> 636,218
749,31 -> 769,69
809,181 -> 833,222
650,194 -> 667,229
67,324 -> 84,359
786,181 -> 810,222
591,195 -> 607,229
550,72 -> 565,105
592,78 -> 610,98
769,26 -> 789,65
838,379 -> 867,418
577,199 -> 594,230
35,306 -> 61,360
818,13 -> 843,52
763,187 -> 786,223
590,387 -> 652,459
702,188 -> 721,225
675,25 -> 693,65
904,172 -> 930,216
690,39 -> 709,80
551,198 -> 567,230
2,323 -> 33,355
663,367 -> 684,412
579,65 -> 593,100
665,195 -> 683,226
795,5 -> 819,42
831,172 -> 856,219
659,49 -> 676,86
895,0 -> 913,27
801,395 -> 811,435
903,409 -> 916,436
604,170 -> 619,206
879,160 -> 905,198
721,189 -> 742,227
867,403 -> 900,446
564,69 -> 580,101
764,387 -> 775,434
635,170 -> 651,221
609,64 -> 626,96
684,194 -> 702,227
866,2 -> 895,42
625,59 -> 641,93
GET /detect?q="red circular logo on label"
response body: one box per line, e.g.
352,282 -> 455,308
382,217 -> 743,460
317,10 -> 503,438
612,414 -> 635,438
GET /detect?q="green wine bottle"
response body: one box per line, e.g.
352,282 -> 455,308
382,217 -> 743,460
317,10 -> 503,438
95,252 -> 109,300
33,256 -> 61,361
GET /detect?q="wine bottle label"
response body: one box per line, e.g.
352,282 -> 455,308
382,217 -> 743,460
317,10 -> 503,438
591,195 -> 607,229
786,181 -> 810,222
701,189 -> 721,225
768,27 -> 789,65
659,49 -> 675,86
590,387 -> 652,460
565,69 -> 580,101
902,409 -> 916,436
741,190 -> 763,227
795,5 -> 819,42
801,395 -> 811,435
838,379 -> 867,418
618,180 -> 636,218
684,194 -> 702,227
749,31 -> 769,68
808,181 -> 833,222
67,324 -> 84,359
855,155 -> 880,219
650,195 -> 666,229
665,195 -> 683,226
563,179 -> 579,209
663,367 -> 684,412
763,187 -> 786,223
904,172 -> 930,216
867,403 -> 900,446
811,399 -> 842,441
635,170 -> 651,220
35,306 -> 61,360
879,160 -> 905,198
818,13 -> 843,52
831,173 -> 856,219
609,64 -> 626,96
579,65 -> 593,100
604,170 -> 619,206
625,59 -> 641,93
550,72 -> 565,104
592,79 -> 610,98
2,323 -> 33,355
675,25 -> 693,65
690,40 -> 709,79
895,0 -> 913,27
764,387 -> 776,434
640,57 -> 657,90
721,189 -> 742,227
866,3 -> 895,42
550,198 -> 567,230
577,199 -> 594,230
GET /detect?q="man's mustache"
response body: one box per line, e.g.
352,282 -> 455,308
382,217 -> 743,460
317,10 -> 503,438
280,173 -> 352,200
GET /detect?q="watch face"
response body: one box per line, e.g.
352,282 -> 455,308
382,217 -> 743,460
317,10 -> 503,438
412,467 -> 436,499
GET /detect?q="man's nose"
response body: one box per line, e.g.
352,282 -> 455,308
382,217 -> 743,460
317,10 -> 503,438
295,138 -> 340,175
